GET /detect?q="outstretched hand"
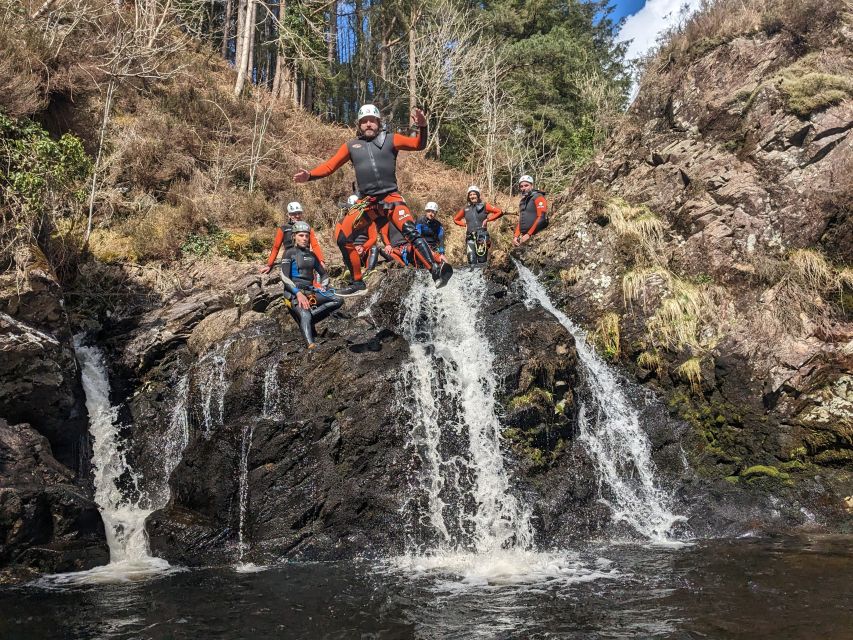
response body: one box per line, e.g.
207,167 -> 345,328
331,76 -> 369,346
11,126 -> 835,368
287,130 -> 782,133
259,265 -> 271,274
411,108 -> 427,127
293,169 -> 310,183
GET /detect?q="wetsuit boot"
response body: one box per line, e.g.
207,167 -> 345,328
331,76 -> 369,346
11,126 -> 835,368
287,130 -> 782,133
405,224 -> 452,288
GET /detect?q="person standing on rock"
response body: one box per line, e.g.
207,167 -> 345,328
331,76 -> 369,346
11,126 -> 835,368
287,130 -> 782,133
259,201 -> 325,275
512,175 -> 548,247
293,104 -> 452,295
280,221 -> 342,349
453,186 -> 502,264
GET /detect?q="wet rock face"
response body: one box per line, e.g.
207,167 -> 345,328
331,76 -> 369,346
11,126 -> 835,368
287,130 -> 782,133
0,249 -> 89,473
94,260 -> 594,565
0,419 -> 108,582
522,17 -> 852,527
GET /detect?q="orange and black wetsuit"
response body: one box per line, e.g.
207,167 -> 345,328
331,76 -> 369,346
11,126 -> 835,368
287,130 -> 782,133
280,245 -> 342,346
306,125 -> 440,282
380,220 -> 411,267
266,222 -> 325,269
515,190 -> 548,239
453,201 -> 503,236
333,218 -> 378,274
454,201 -> 502,265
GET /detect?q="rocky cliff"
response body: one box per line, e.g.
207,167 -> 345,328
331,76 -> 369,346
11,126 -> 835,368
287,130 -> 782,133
522,2 -> 852,521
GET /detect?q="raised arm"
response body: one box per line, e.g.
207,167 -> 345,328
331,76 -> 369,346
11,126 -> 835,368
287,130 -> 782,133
392,107 -> 428,151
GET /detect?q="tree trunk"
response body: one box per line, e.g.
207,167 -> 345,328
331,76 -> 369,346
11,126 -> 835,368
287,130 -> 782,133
408,6 -> 416,113
234,0 -> 255,96
327,1 -> 337,67
236,0 -> 247,68
221,0 -> 233,59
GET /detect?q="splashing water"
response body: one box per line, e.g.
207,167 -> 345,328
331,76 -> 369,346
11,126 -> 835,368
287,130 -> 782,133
41,340 -> 173,585
236,422 -> 255,563
400,270 -> 532,557
515,262 -> 685,541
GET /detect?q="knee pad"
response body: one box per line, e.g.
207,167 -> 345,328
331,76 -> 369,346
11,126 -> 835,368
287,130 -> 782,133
401,220 -> 419,243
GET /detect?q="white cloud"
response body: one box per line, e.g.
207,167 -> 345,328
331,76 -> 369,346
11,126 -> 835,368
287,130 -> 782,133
617,0 -> 705,61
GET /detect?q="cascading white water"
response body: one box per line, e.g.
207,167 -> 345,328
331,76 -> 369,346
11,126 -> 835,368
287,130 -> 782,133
42,340 -> 172,585
401,269 -> 532,555
200,351 -> 229,436
392,270 -> 621,586
237,422 -> 255,561
515,262 -> 685,541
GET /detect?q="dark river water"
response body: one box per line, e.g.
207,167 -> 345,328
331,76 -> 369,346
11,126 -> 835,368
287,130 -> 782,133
2,535 -> 851,639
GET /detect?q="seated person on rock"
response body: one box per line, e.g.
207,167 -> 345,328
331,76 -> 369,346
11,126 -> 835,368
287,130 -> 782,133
512,175 -> 548,247
280,221 -> 342,349
260,201 -> 325,275
416,201 -> 446,259
379,219 -> 412,267
453,185 -> 502,265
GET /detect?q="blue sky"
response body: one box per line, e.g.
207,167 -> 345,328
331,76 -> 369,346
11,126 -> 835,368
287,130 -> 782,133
607,0 -> 646,24
614,0 -> 705,61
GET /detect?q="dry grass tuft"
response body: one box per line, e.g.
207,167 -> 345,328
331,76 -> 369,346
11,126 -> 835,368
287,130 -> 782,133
604,198 -> 667,262
622,266 -> 672,309
676,357 -> 703,394
560,265 -> 584,286
637,350 -> 666,377
646,278 -> 718,352
591,312 -> 621,361
788,248 -> 836,291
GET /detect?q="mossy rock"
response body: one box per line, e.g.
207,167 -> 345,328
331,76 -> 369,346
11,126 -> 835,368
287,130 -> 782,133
507,387 -> 554,411
740,465 -> 790,480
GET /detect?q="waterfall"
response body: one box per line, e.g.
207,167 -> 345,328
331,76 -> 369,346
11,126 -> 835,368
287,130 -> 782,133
200,350 -> 229,437
236,422 -> 255,562
262,368 -> 281,420
42,340 -> 172,584
515,262 -> 684,541
399,270 -> 532,556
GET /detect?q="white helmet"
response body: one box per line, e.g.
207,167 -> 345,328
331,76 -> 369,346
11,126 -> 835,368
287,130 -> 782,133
347,195 -> 359,206
425,201 -> 439,212
519,175 -> 534,185
287,201 -> 303,215
466,185 -> 481,196
357,104 -> 381,122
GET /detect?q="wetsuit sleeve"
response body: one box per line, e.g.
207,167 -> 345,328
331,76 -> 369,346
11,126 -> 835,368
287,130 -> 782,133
526,196 -> 548,235
308,143 -> 351,180
309,229 -> 325,263
485,203 -> 503,221
514,220 -> 521,238
280,252 -> 300,296
380,223 -> 391,246
313,251 -> 330,287
437,223 -> 445,254
453,209 -> 466,227
266,228 -> 285,267
392,124 -> 427,152
363,222 -> 378,251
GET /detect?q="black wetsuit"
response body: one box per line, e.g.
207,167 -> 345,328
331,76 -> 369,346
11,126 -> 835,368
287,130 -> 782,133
416,216 -> 445,254
280,245 -> 342,346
